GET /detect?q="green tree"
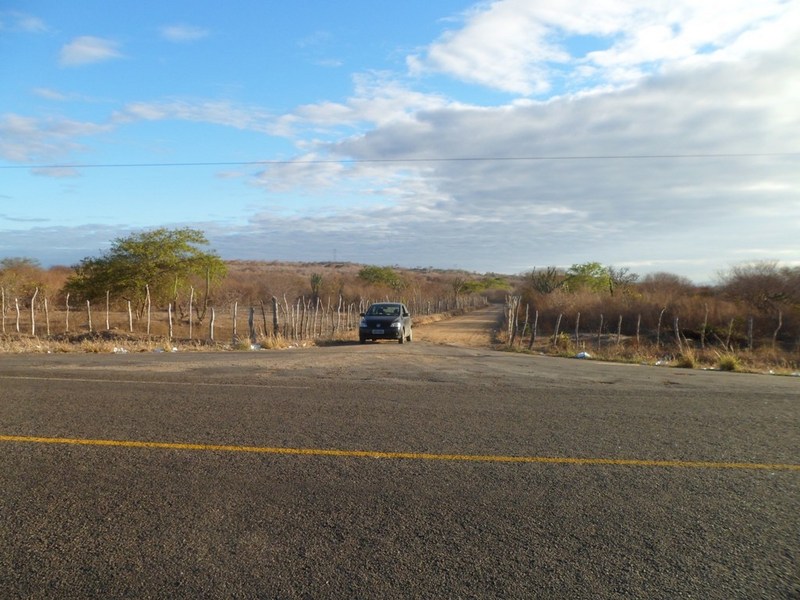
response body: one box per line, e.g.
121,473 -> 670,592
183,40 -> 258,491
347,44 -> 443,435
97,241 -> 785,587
358,266 -> 405,290
310,273 -> 323,302
564,262 -> 611,293
64,228 -> 226,314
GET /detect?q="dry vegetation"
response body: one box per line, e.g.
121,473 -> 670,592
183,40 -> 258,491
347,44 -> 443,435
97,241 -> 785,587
500,266 -> 800,375
2,257 -> 798,376
0,260 -> 498,353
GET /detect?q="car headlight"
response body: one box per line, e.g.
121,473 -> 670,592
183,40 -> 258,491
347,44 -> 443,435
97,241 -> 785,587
390,321 -> 402,328
359,318 -> 368,327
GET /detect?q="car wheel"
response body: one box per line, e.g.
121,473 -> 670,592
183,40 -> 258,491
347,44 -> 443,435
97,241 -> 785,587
359,336 -> 366,344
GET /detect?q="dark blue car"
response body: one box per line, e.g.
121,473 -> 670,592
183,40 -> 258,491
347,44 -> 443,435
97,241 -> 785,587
359,302 -> 412,344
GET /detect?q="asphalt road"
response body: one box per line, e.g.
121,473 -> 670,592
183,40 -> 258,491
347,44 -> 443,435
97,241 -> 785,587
0,343 -> 798,599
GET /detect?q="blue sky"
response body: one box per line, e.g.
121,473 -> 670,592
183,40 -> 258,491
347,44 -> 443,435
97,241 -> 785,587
2,0 -> 799,282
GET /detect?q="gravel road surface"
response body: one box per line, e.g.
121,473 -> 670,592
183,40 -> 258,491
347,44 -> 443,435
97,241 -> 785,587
1,307 -> 798,598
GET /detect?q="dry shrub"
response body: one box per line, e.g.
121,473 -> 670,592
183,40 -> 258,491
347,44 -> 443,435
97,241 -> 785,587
717,353 -> 742,372
674,348 -> 698,369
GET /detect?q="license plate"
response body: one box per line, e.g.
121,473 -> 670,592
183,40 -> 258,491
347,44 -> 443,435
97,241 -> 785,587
372,329 -> 384,334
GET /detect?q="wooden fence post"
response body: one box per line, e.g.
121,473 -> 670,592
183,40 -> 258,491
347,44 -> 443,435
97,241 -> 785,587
701,304 -> 709,349
209,307 -> 215,341
232,301 -> 238,345
65,293 -> 70,333
105,290 -> 110,330
86,300 -> 92,333
772,311 -> 782,349
520,304 -> 529,348
30,288 -> 38,336
552,313 -> 562,346
272,296 -> 279,336
248,306 -> 256,343
597,314 -> 604,349
44,297 -> 50,336
145,285 -> 151,336
168,304 -> 174,340
528,309 -> 538,350
127,301 -> 133,333
188,287 -> 194,340
636,314 -> 641,347
260,300 -> 268,337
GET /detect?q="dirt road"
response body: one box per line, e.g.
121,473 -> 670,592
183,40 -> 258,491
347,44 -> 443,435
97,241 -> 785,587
413,304 -> 502,346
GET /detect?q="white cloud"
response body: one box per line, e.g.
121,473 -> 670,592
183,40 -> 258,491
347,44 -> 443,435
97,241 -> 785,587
113,100 -> 275,133
409,0 -> 797,95
59,36 -> 123,67
274,73 -> 457,137
0,113 -> 110,163
325,40 -> 800,277
5,2 -> 799,281
0,11 -> 48,33
160,24 -> 209,43
32,88 -> 69,101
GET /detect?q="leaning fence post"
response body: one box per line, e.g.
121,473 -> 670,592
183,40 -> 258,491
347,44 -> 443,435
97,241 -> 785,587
145,285 -> 151,336
552,313 -> 563,346
674,316 -> 683,352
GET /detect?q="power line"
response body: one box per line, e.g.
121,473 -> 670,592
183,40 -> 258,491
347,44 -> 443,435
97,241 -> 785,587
1,152 -> 797,170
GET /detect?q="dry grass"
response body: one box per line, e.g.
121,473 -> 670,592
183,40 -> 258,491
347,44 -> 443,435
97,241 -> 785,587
501,332 -> 799,376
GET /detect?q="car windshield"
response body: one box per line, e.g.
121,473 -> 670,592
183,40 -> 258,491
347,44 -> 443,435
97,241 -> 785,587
366,304 -> 400,317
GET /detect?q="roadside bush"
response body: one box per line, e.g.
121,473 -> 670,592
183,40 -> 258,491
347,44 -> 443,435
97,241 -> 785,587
717,353 -> 742,372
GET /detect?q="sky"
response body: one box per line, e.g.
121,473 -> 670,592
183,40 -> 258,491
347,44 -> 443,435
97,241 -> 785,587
1,0 -> 799,283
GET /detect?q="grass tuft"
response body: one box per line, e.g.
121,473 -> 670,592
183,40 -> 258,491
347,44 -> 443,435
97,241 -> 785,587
717,353 -> 742,372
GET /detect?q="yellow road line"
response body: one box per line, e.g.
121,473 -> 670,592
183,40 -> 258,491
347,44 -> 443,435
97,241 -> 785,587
1,435 -> 798,471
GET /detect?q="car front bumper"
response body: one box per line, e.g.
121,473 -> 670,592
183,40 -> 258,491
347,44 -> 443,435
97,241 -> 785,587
359,326 -> 403,340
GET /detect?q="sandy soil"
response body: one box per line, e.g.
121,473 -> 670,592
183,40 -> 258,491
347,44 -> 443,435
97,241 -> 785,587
413,304 -> 503,347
